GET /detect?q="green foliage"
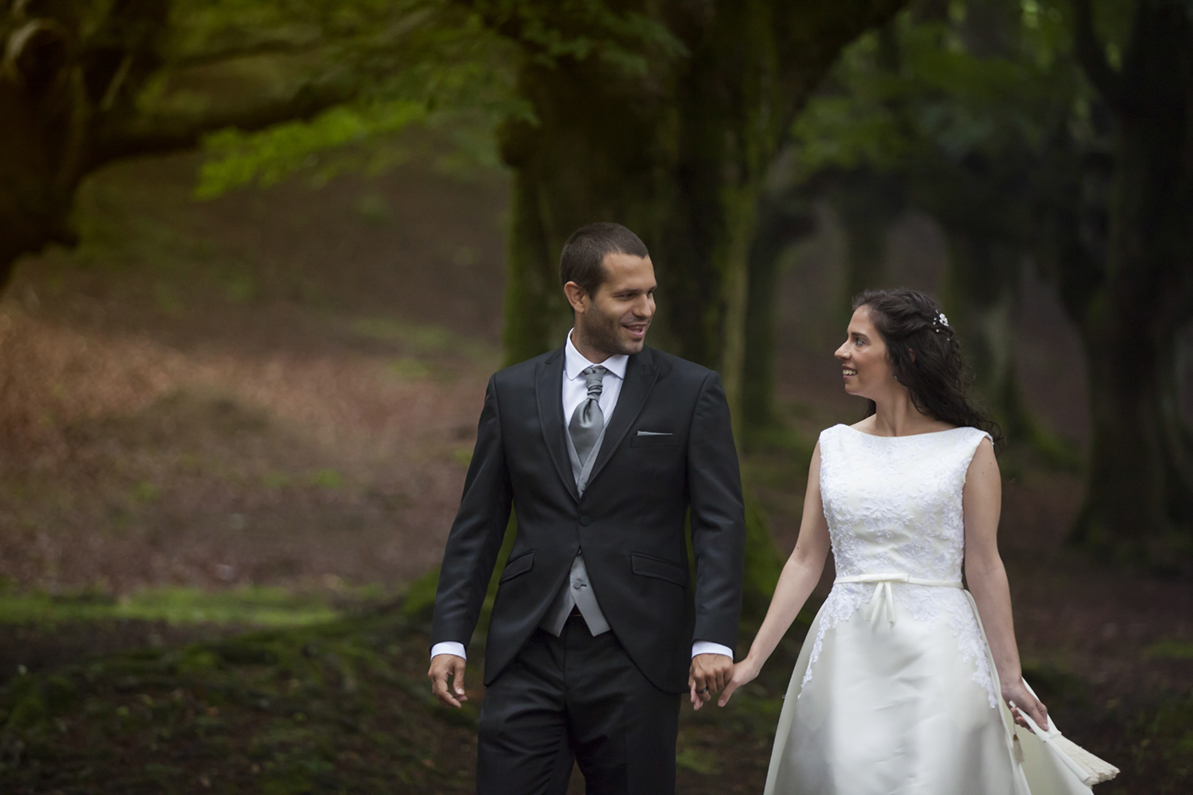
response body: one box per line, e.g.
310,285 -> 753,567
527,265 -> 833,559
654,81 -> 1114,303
791,1 -> 1089,183
309,468 -> 345,489
675,745 -> 721,776
0,588 -> 341,627
177,0 -> 531,196
1143,639 -> 1193,661
469,0 -> 688,74
184,0 -> 694,197
197,100 -> 427,196
351,316 -> 498,362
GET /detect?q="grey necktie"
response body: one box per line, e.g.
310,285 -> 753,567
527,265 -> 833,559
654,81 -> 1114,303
569,365 -> 607,465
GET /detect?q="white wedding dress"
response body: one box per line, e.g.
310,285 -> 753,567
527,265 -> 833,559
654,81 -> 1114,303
763,424 -> 1101,795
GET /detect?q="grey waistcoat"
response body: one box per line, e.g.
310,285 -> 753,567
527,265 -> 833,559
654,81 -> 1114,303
538,421 -> 612,636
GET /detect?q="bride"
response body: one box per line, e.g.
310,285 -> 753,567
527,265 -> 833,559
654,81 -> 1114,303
714,289 -> 1114,793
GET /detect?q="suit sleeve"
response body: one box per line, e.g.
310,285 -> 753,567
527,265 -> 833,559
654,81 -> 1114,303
430,374 -> 514,650
686,371 -> 746,652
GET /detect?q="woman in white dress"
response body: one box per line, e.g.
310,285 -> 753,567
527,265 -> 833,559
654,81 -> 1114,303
715,289 -> 1112,794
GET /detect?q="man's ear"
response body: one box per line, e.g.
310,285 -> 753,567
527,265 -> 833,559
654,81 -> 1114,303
563,281 -> 588,313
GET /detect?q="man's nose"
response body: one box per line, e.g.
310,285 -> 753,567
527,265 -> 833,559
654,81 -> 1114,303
635,296 -> 655,318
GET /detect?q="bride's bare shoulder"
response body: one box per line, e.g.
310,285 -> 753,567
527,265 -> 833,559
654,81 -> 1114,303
849,416 -> 877,433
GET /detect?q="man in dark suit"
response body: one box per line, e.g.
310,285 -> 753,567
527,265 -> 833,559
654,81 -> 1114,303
427,222 -> 745,794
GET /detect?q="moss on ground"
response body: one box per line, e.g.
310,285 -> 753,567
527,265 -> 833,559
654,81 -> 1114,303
0,603 -> 1188,793
0,587 -> 347,628
0,610 -> 481,794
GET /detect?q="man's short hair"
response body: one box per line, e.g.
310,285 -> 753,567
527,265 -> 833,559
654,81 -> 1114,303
560,222 -> 650,296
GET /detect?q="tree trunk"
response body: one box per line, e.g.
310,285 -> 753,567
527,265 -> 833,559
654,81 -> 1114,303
496,40 -> 764,387
1074,316 -> 1193,562
1067,0 -> 1193,560
741,190 -> 815,435
830,173 -> 906,321
943,231 -> 1082,464
0,9 -> 93,288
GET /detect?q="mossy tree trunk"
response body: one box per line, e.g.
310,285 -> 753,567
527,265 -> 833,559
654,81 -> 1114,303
1063,0 -> 1193,562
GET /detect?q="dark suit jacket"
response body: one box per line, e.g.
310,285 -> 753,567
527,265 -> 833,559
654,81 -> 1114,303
429,345 -> 745,694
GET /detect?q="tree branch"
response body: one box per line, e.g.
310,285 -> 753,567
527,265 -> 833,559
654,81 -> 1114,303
1071,0 -> 1123,109
768,0 -> 910,154
167,38 -> 326,70
87,77 -> 358,170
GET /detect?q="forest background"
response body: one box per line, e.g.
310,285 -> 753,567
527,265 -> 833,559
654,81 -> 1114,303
0,0 -> 1190,792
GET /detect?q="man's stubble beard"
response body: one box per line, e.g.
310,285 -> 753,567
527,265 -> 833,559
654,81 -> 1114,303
582,302 -> 644,357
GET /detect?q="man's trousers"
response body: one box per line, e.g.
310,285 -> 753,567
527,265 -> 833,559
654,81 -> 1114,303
476,614 -> 680,795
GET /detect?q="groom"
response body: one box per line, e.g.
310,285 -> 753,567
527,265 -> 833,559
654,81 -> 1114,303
428,222 -> 745,794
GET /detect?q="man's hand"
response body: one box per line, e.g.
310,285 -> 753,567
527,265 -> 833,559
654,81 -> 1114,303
689,653 -> 733,711
428,653 -> 468,708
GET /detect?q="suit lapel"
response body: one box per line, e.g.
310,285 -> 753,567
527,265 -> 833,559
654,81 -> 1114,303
536,349 -> 580,503
585,347 -> 659,492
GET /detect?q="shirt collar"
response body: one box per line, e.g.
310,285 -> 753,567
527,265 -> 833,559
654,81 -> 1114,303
565,329 -> 628,381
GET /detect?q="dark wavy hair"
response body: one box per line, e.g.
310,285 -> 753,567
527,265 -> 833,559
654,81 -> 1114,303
853,288 -> 1003,448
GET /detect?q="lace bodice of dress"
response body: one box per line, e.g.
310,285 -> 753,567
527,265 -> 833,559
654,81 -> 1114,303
802,424 -> 999,707
821,423 -> 987,581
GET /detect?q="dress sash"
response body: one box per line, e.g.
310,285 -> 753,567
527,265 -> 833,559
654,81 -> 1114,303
834,572 -> 962,627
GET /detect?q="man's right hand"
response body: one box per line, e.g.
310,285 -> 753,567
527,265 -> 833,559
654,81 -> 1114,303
428,654 -> 468,708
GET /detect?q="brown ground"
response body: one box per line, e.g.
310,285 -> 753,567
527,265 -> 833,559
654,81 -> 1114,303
1,153 -> 506,596
0,150 -> 1190,792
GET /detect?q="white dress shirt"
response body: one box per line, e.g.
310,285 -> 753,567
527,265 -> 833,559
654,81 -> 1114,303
432,330 -> 732,662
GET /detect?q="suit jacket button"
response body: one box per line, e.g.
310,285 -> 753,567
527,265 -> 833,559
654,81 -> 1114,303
579,515 -> 591,526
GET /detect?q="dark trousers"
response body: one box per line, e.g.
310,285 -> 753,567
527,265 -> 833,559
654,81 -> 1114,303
477,615 -> 680,795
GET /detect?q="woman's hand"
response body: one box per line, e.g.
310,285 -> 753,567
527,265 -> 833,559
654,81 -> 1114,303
717,657 -> 762,707
1002,678 -> 1048,732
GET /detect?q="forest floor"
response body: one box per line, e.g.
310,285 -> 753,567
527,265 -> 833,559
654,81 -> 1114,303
0,151 -> 1189,793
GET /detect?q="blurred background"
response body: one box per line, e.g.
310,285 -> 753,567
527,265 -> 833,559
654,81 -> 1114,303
0,0 -> 1189,792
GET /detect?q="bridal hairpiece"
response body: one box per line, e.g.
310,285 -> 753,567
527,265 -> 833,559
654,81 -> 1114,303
931,312 -> 950,333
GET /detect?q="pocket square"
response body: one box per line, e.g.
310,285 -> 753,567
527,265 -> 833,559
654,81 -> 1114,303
636,430 -> 673,436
